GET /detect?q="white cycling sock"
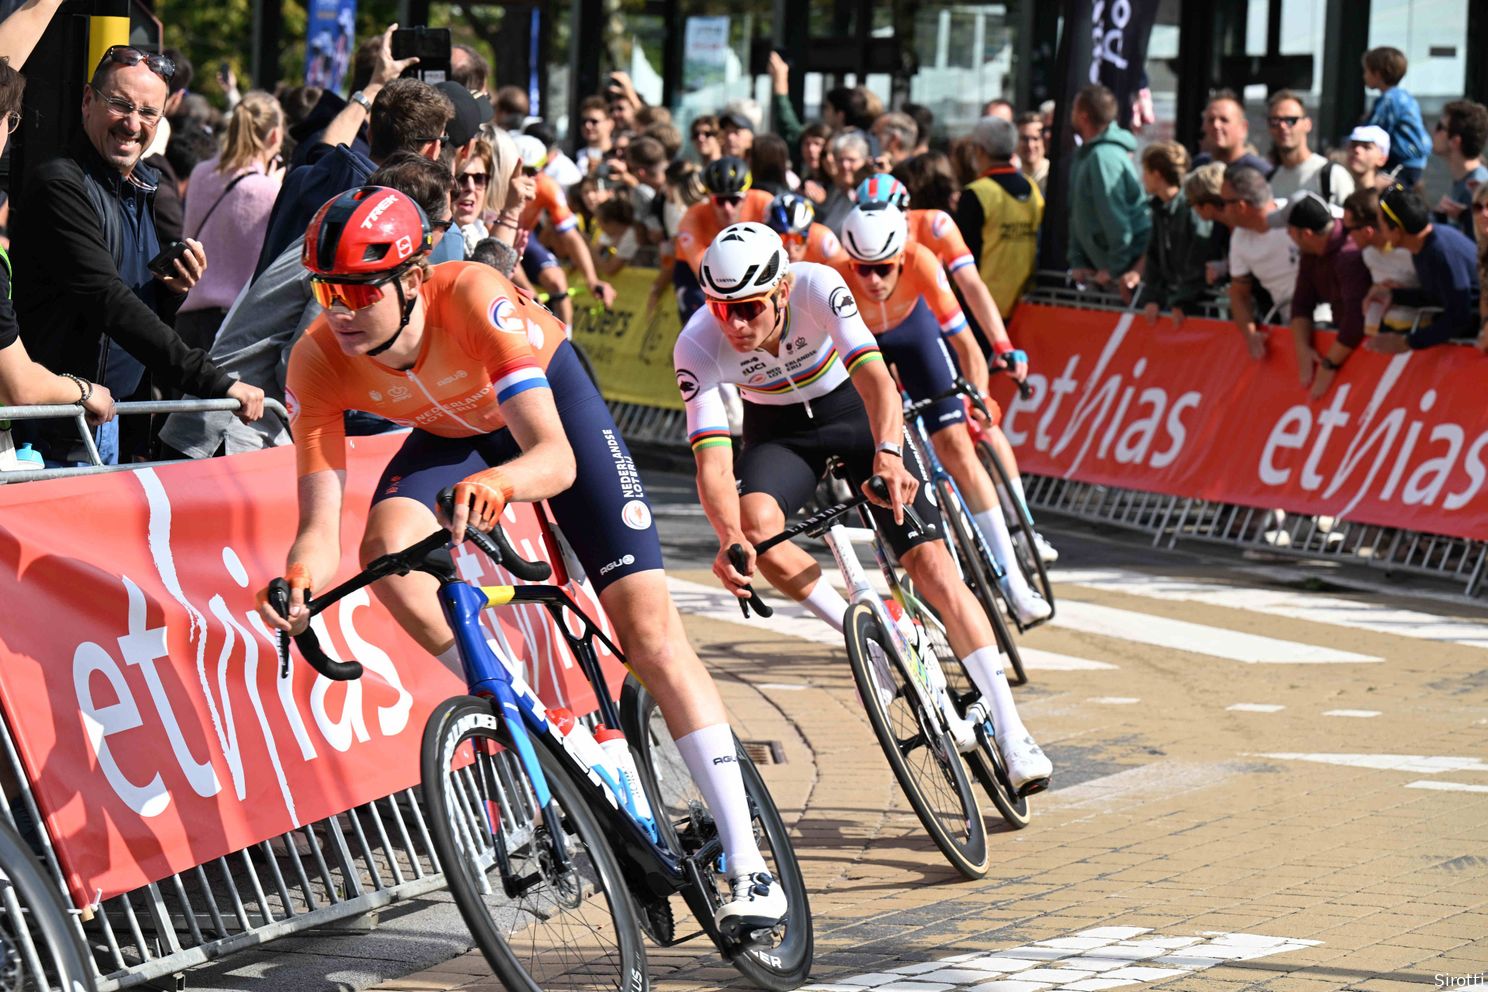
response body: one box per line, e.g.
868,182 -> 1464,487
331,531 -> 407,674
1003,470 -> 1033,521
961,645 -> 1024,740
972,508 -> 1033,598
673,724 -> 768,877
799,579 -> 849,633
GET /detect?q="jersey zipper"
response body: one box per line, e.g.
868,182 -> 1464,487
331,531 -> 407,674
404,369 -> 482,433
763,304 -> 815,418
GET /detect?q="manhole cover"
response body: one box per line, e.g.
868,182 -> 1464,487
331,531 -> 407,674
742,740 -> 786,765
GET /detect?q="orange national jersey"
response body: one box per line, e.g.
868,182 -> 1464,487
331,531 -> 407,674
518,173 -> 578,234
286,262 -> 565,477
802,222 -> 843,264
674,189 -> 775,272
906,209 -> 975,276
832,242 -> 970,337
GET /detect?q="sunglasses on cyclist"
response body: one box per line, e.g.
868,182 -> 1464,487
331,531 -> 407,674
712,194 -> 743,207
854,261 -> 897,279
95,45 -> 176,82
310,273 -> 398,312
708,296 -> 772,323
779,232 -> 805,247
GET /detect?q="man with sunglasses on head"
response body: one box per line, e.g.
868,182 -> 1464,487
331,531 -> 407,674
675,223 -> 1053,797
261,187 -> 789,933
12,44 -> 264,464
833,203 -> 1050,626
512,134 -> 615,323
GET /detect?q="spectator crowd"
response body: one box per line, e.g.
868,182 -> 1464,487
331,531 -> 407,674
0,10 -> 1483,471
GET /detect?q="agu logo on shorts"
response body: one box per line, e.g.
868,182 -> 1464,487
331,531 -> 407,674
621,499 -> 652,531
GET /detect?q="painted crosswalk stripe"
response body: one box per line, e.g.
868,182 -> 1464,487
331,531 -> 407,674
667,577 -> 1114,671
1059,567 -> 1488,650
1256,753 -> 1488,774
1322,709 -> 1381,718
1406,780 -> 1488,794
1228,703 -> 1285,713
802,929 -> 1320,992
1053,599 -> 1379,664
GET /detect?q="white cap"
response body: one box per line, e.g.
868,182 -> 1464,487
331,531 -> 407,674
1347,125 -> 1390,159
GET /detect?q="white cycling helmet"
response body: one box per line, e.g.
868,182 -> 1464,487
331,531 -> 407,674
514,133 -> 549,170
840,202 -> 908,263
699,223 -> 791,301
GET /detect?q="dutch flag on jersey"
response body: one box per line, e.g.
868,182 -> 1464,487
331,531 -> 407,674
494,362 -> 550,403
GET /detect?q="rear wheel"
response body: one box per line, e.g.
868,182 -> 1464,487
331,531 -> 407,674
0,818 -> 95,992
975,438 -> 1055,625
842,603 -> 989,879
620,678 -> 814,990
422,695 -> 648,992
935,478 -> 1029,686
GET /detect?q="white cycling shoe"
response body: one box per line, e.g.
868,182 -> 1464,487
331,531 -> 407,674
1001,581 -> 1053,625
1034,531 -> 1060,564
715,871 -> 787,933
997,733 -> 1053,797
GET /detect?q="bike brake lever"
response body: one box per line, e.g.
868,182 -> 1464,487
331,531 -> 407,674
867,475 -> 927,534
267,578 -> 293,678
727,544 -> 773,618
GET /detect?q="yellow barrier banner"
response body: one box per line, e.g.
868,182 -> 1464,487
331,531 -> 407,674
571,266 -> 684,410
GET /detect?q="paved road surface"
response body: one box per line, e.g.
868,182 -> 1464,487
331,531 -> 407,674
187,469 -> 1488,992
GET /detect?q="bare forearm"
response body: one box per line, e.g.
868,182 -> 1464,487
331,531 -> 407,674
954,268 -> 1009,347
949,332 -> 990,394
1230,281 -> 1255,329
563,228 -> 603,288
696,452 -> 744,545
1290,318 -> 1312,355
852,363 -> 904,449
0,0 -> 63,67
320,88 -> 376,151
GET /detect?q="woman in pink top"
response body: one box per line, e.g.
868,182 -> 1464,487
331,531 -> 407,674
178,91 -> 284,351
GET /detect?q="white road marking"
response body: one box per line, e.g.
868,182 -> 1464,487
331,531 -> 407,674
1227,703 -> 1285,713
1406,780 -> 1488,794
1021,650 -> 1118,671
1053,599 -> 1379,664
757,682 -> 809,691
1322,709 -> 1381,718
1043,762 -> 1231,811
1256,753 -> 1488,774
809,930 -> 1319,992
1089,697 -> 1140,705
1059,567 -> 1488,650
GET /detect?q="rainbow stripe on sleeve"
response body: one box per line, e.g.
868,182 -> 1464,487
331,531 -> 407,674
688,427 -> 732,451
741,348 -> 840,394
843,343 -> 883,373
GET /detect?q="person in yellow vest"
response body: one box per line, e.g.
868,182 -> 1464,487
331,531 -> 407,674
954,116 -> 1044,321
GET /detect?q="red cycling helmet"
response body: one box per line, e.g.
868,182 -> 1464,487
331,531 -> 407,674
303,186 -> 433,281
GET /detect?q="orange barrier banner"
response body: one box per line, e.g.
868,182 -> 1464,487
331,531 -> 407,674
992,305 -> 1488,542
0,435 -> 624,907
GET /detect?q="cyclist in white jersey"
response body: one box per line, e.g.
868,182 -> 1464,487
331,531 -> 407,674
674,223 -> 1052,795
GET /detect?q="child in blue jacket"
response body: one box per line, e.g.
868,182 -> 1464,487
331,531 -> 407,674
1362,46 -> 1430,186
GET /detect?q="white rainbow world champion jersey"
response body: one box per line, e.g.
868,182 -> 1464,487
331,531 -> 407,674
673,262 -> 884,453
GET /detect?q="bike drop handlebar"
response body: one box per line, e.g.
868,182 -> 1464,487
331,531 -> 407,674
731,476 -> 926,621
266,487 -> 553,682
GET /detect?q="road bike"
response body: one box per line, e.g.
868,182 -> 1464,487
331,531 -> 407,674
270,491 -> 812,991
903,379 -> 1035,683
0,816 -> 95,991
736,475 -> 1031,880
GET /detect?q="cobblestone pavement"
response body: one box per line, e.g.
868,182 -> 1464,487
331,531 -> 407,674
372,517 -> 1488,992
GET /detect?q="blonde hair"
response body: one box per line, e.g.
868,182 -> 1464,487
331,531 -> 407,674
484,126 -> 523,214
217,91 -> 283,175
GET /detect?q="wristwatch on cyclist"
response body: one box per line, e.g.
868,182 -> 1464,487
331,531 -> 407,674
876,440 -> 903,458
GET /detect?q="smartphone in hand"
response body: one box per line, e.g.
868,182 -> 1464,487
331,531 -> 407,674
148,240 -> 191,278
391,26 -> 452,84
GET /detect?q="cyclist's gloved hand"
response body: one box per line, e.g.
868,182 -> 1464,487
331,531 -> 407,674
714,540 -> 755,599
996,347 -> 1030,383
452,467 -> 514,542
256,562 -> 312,636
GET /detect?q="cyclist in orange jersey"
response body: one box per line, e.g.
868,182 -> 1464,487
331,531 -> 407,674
259,187 -> 788,930
674,156 -> 775,274
835,203 -> 1050,625
513,135 -> 615,326
765,192 -> 844,265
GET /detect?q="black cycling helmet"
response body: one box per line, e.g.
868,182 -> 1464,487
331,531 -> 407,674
702,156 -> 752,196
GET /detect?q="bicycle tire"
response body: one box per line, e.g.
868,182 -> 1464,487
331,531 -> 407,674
619,678 -> 813,990
935,478 -> 1029,687
422,695 -> 648,992
975,438 -> 1055,624
0,818 -> 94,992
915,613 -> 1032,830
842,603 -> 989,879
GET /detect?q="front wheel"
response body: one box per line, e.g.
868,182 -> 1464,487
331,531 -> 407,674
936,478 -> 1029,686
620,678 -> 814,990
843,603 -> 989,879
421,695 -> 649,992
0,818 -> 95,992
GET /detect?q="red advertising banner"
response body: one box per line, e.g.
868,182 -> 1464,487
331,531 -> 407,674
992,305 -> 1488,542
0,436 -> 624,908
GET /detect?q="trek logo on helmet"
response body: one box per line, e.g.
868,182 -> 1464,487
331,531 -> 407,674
361,193 -> 400,229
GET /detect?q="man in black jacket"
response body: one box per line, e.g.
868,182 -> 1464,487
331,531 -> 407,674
12,45 -> 263,464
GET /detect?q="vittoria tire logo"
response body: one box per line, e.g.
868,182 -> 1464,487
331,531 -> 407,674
621,499 -> 653,530
829,286 -> 858,318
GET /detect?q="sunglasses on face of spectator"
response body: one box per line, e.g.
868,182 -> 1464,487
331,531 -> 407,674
1473,201 -> 1488,215
95,90 -> 164,126
693,129 -> 717,141
417,133 -> 451,148
1267,115 -> 1302,128
581,116 -> 605,127
712,194 -> 743,207
95,45 -> 175,83
708,296 -> 771,322
458,171 -> 489,188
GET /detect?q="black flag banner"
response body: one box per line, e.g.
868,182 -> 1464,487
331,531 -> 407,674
1090,0 -> 1162,128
